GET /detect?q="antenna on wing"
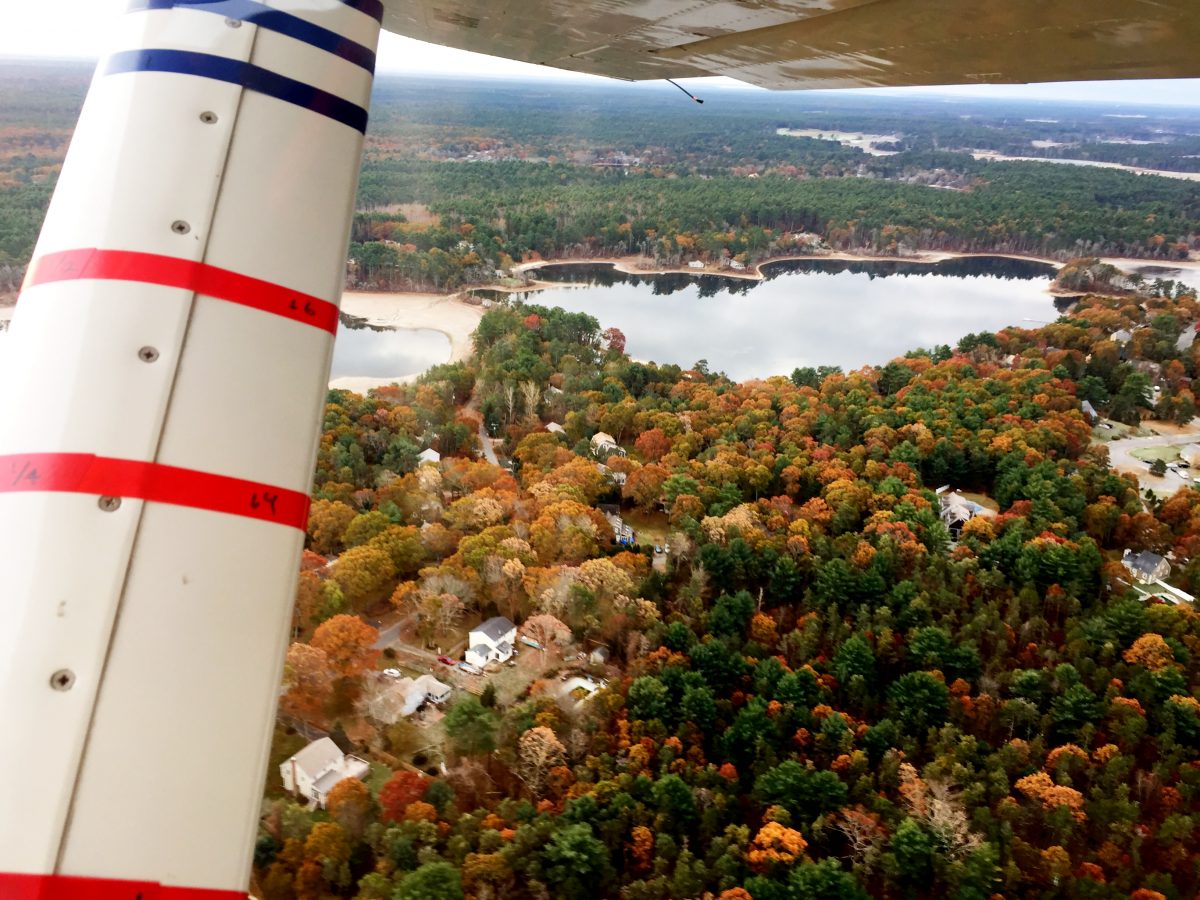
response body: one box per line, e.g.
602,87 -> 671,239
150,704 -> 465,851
666,78 -> 704,104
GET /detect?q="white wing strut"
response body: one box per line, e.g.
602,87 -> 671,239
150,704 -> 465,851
0,1 -> 380,895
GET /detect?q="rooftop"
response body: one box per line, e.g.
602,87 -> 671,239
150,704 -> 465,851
472,616 -> 516,642
288,737 -> 343,779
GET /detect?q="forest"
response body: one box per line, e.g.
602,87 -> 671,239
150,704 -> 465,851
263,272 -> 1200,900
3,65 -> 1199,295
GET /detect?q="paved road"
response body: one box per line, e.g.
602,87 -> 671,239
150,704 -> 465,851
478,418 -> 499,465
1104,426 -> 1200,497
373,618 -> 405,649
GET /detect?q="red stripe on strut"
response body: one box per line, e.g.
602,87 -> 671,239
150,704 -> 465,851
0,872 -> 246,899
26,248 -> 339,335
0,453 -> 309,531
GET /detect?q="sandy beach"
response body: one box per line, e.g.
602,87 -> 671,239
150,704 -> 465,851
329,290 -> 483,393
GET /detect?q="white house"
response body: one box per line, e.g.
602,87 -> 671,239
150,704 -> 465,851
938,490 -> 982,540
1122,549 -> 1171,584
687,260 -> 704,269
590,431 -> 624,458
280,737 -> 369,809
1181,444 -> 1200,467
418,448 -> 441,465
465,616 -> 517,668
546,422 -> 566,435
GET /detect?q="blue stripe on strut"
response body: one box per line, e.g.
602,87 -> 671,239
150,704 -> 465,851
128,0 -> 376,72
340,0 -> 384,23
104,49 -> 369,133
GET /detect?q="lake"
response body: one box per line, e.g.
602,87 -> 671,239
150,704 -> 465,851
331,315 -> 450,381
487,256 -> 1060,381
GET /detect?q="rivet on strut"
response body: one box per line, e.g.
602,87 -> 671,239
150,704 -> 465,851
171,220 -> 190,235
199,111 -> 218,124
138,346 -> 160,363
98,496 -> 122,512
50,669 -> 75,691
225,17 -> 242,27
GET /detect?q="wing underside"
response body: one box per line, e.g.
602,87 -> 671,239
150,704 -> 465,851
380,0 -> 1200,89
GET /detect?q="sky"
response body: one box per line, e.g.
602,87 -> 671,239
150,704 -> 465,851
2,0 -> 1199,107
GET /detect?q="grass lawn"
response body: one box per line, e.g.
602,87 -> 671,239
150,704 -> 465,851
1131,446 -> 1184,463
364,762 -> 393,798
623,508 -> 670,546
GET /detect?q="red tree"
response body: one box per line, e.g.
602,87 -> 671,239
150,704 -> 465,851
379,770 -> 430,822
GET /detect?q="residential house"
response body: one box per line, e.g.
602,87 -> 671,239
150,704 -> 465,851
600,504 -> 635,546
546,422 -> 566,435
729,260 -> 746,271
418,448 -> 441,465
1080,400 -> 1098,424
280,737 -> 369,809
465,616 -> 517,668
1111,329 -> 1133,345
1122,549 -> 1171,584
362,674 -> 453,724
938,490 -> 980,540
1181,444 -> 1200,467
687,260 -> 704,269
596,462 -> 627,486
590,431 -> 624,458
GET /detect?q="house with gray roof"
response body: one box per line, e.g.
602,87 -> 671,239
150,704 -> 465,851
1122,549 -> 1171,584
280,737 -> 369,809
465,616 -> 517,668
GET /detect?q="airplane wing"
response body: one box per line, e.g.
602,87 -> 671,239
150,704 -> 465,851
381,0 -> 1200,89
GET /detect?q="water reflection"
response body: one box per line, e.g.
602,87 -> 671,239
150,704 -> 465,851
486,256 -> 1057,381
331,314 -> 450,380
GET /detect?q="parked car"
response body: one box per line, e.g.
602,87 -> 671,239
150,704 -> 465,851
382,668 -> 401,678
437,655 -> 455,665
654,545 -> 664,554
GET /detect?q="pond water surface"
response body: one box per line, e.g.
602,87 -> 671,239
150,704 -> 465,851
488,256 -> 1060,381
329,316 -> 450,381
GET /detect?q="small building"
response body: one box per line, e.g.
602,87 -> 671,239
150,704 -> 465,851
589,646 -> 610,666
418,448 -> 441,465
546,422 -> 566,435
280,738 -> 369,809
938,491 -> 978,539
600,505 -> 635,546
729,260 -> 746,271
590,431 -> 624,458
394,674 -> 452,715
465,616 -> 517,668
687,260 -> 704,269
1080,400 -> 1098,424
1111,329 -> 1133,345
1123,549 -> 1171,584
1181,444 -> 1200,467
